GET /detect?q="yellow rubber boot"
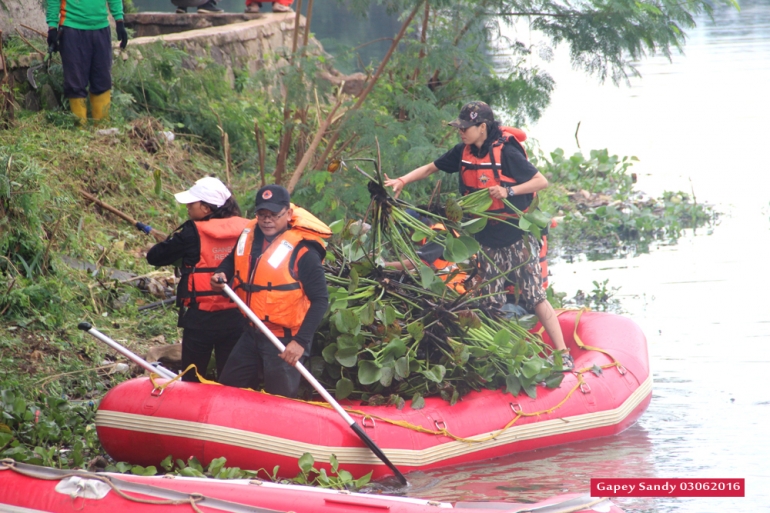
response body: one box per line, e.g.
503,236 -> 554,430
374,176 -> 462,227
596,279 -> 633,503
69,98 -> 87,125
89,91 -> 111,122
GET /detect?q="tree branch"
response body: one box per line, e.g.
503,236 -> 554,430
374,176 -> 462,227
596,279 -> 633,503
314,0 -> 425,169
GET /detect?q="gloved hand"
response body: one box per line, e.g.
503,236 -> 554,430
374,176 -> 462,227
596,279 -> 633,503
115,20 -> 128,50
47,28 -> 59,53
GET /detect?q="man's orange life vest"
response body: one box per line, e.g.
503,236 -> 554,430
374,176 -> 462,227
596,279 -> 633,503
179,217 -> 249,312
232,206 -> 331,338
459,126 -> 531,216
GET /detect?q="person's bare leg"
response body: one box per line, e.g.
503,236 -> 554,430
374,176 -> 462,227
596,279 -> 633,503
534,299 -> 566,352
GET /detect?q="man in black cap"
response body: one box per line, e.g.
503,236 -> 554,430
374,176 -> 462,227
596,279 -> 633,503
211,185 -> 330,397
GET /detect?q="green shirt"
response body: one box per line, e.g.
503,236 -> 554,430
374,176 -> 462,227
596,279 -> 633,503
46,0 -> 124,30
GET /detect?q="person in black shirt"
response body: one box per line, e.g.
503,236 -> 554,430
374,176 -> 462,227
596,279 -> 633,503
211,185 -> 330,397
384,101 -> 572,369
147,177 -> 249,382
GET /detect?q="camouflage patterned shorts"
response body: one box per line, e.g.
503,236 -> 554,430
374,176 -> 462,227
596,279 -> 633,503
479,234 -> 546,311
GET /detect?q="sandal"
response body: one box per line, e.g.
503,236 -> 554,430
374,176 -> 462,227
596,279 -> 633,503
547,350 -> 574,372
561,353 -> 574,372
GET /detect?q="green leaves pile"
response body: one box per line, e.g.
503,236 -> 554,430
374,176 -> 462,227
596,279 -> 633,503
310,171 -> 564,408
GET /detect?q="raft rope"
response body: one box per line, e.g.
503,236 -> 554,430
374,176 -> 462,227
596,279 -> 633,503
145,309 -> 629,445
0,458 -> 208,513
299,308 -> 630,444
148,364 -> 221,391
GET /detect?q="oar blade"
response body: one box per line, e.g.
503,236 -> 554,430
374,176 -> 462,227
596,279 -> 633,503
351,422 -> 408,486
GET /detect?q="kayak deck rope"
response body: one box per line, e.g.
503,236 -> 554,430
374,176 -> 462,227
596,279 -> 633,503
0,459 -> 208,513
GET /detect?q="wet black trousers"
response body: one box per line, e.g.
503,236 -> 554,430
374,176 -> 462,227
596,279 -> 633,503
219,326 -> 307,398
181,325 -> 242,383
59,26 -> 112,98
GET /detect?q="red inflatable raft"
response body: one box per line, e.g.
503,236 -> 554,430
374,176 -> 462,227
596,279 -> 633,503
0,461 -> 623,513
96,310 -> 651,480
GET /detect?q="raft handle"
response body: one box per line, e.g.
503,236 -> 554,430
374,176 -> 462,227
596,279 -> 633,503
617,365 -> 627,376
361,415 -> 376,429
151,387 -> 164,397
509,403 -> 522,414
434,420 -> 448,431
580,382 -> 591,394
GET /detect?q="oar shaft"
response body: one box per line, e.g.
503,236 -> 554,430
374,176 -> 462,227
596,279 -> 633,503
79,190 -> 168,242
220,285 -> 355,424
220,284 -> 408,485
78,322 -> 177,380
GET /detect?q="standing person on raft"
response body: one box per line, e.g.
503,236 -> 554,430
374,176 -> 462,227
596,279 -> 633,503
210,185 -> 330,398
45,0 -> 128,124
147,177 -> 249,382
384,101 -> 573,370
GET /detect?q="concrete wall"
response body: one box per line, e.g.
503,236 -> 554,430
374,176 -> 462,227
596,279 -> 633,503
0,0 -> 47,37
3,11 -> 366,97
126,13 -> 365,95
129,13 -> 308,75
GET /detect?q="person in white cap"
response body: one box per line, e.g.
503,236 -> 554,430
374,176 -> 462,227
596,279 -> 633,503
147,177 -> 250,382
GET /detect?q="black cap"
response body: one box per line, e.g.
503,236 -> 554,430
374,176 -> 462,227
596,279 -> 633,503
254,184 -> 291,213
448,101 -> 495,129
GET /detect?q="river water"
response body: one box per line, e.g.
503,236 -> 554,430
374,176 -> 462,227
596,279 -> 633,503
131,2 -> 770,510
402,2 -> 770,512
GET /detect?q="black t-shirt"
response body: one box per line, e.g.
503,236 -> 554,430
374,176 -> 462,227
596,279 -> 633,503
433,140 -> 539,248
146,220 -> 245,330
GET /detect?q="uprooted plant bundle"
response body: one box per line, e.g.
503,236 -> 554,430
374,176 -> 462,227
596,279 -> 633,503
309,156 -> 565,408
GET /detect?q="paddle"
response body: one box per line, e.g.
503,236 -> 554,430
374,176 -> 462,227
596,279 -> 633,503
217,281 -> 409,486
78,322 -> 177,380
79,190 -> 168,243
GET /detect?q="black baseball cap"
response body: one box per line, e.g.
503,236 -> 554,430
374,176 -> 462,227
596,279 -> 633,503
448,101 -> 496,129
254,184 -> 291,213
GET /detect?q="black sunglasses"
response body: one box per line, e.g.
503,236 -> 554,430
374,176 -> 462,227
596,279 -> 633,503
458,124 -> 480,133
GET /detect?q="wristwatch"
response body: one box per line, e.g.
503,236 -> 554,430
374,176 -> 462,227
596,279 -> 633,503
507,186 -> 516,197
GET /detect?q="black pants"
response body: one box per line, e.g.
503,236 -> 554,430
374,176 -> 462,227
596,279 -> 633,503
59,26 -> 112,98
219,326 -> 307,398
181,324 -> 243,383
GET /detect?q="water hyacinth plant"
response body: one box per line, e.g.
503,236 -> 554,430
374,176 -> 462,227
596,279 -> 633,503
309,154 -> 565,408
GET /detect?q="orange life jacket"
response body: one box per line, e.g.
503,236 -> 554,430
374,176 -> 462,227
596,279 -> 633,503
232,206 -> 331,338
459,126 -> 532,216
179,217 -> 249,312
422,223 -> 469,294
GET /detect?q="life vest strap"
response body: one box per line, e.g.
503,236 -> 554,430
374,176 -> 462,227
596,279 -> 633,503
180,266 -> 218,275
237,282 -> 301,293
185,291 -> 222,298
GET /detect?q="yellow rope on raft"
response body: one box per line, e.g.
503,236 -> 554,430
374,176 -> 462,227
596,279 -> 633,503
141,309 -> 627,445
149,364 -> 221,390
296,308 -> 628,443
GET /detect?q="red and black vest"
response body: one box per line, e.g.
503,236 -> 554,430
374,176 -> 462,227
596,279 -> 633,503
179,217 -> 249,311
459,126 -> 531,217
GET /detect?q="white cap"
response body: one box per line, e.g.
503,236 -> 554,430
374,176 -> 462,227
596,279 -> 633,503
174,177 -> 231,208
